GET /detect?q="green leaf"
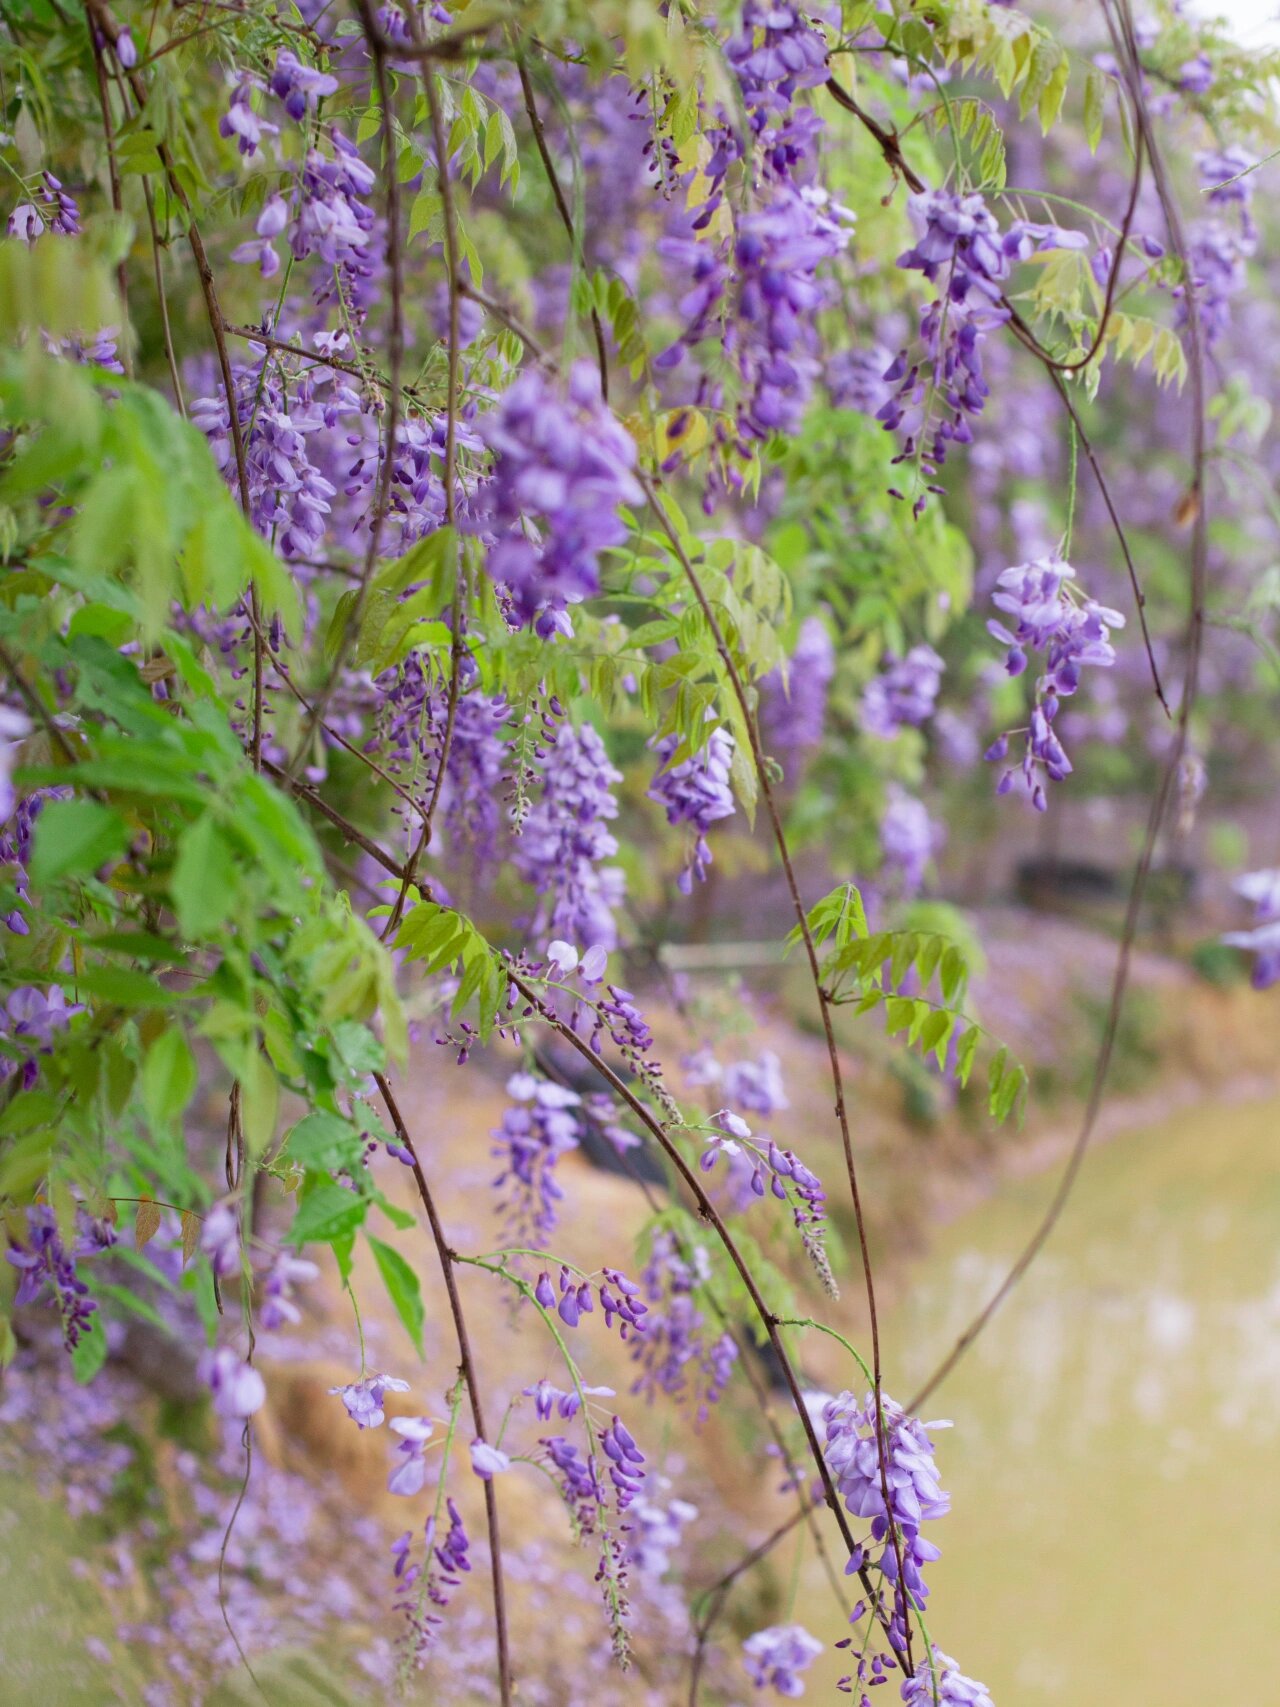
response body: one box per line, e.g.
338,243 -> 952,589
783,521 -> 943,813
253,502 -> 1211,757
64,966 -> 174,1007
141,1027 -> 198,1127
71,1313 -> 108,1383
171,815 -> 238,940
288,1182 -> 369,1246
286,1110 -> 366,1171
29,798 -> 129,884
1084,65 -> 1107,152
368,1234 -> 426,1358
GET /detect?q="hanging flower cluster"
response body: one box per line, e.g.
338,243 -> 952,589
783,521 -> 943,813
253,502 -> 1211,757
824,1391 -> 952,1655
490,1071 -> 582,1242
647,726 -> 736,890
861,645 -> 945,739
482,362 -> 642,637
984,556 -> 1124,811
515,722 -> 626,950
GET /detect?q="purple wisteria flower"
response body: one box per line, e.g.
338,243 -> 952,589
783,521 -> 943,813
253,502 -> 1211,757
1178,147 -> 1259,345
630,1231 -> 738,1420
762,615 -> 836,759
387,1417 -> 435,1496
515,721 -> 626,950
392,1499 -> 471,1668
861,644 -> 945,738
743,1623 -> 823,1697
624,1494 -> 698,1577
723,1050 -> 789,1116
469,1438 -> 511,1479
880,789 -> 938,897
481,361 -> 642,636
200,1202 -> 240,1279
0,985 -> 82,1087
6,1203 -> 97,1348
374,660 -> 510,866
259,1251 -> 319,1329
220,75 -> 279,157
647,726 -> 736,891
730,184 -> 854,444
269,49 -> 339,121
524,1378 -> 616,1421
824,1390 -> 951,1652
899,1649 -> 995,1707
985,556 -> 1123,809
883,191 -> 1084,499
190,353 -> 351,561
199,1347 -> 267,1419
490,1071 -> 581,1242
329,1372 -> 410,1429
1222,868 -> 1280,988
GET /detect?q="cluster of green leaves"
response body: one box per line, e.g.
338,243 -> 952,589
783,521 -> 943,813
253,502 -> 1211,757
797,884 -> 1028,1123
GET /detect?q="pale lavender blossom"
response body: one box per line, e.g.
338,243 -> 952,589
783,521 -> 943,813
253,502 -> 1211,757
1223,869 -> 1280,988
880,789 -> 939,897
329,1372 -> 410,1429
199,1202 -> 240,1279
199,1348 -> 266,1419
469,1438 -> 510,1479
387,1416 -> 434,1496
491,1071 -> 581,1242
743,1623 -> 823,1696
259,1251 -> 319,1329
900,1650 -> 995,1707
515,722 -> 626,950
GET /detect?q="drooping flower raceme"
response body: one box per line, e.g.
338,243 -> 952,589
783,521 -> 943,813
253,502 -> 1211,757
985,556 -> 1124,810
884,191 -> 1086,500
481,361 -> 642,637
647,726 -> 736,891
824,1390 -> 951,1651
861,645 -> 945,738
880,789 -> 939,898
762,615 -> 836,758
515,721 -> 626,950
392,1499 -> 472,1670
490,1071 -> 582,1242
6,1203 -> 97,1348
743,1623 -> 824,1697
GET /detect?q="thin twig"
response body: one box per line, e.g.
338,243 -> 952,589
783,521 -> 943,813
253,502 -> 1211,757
633,466 -> 913,1657
0,637 -> 81,766
688,1504 -> 814,1707
910,0 -> 1210,1410
86,14 -> 131,375
141,177 -> 185,417
382,60 -> 464,940
373,1072 -> 513,1707
503,967 -> 898,1647
515,50 -> 610,399
290,1 -> 406,772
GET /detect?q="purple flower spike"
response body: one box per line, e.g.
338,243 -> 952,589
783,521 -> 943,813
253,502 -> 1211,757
481,361 -> 641,635
647,726 -> 736,892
